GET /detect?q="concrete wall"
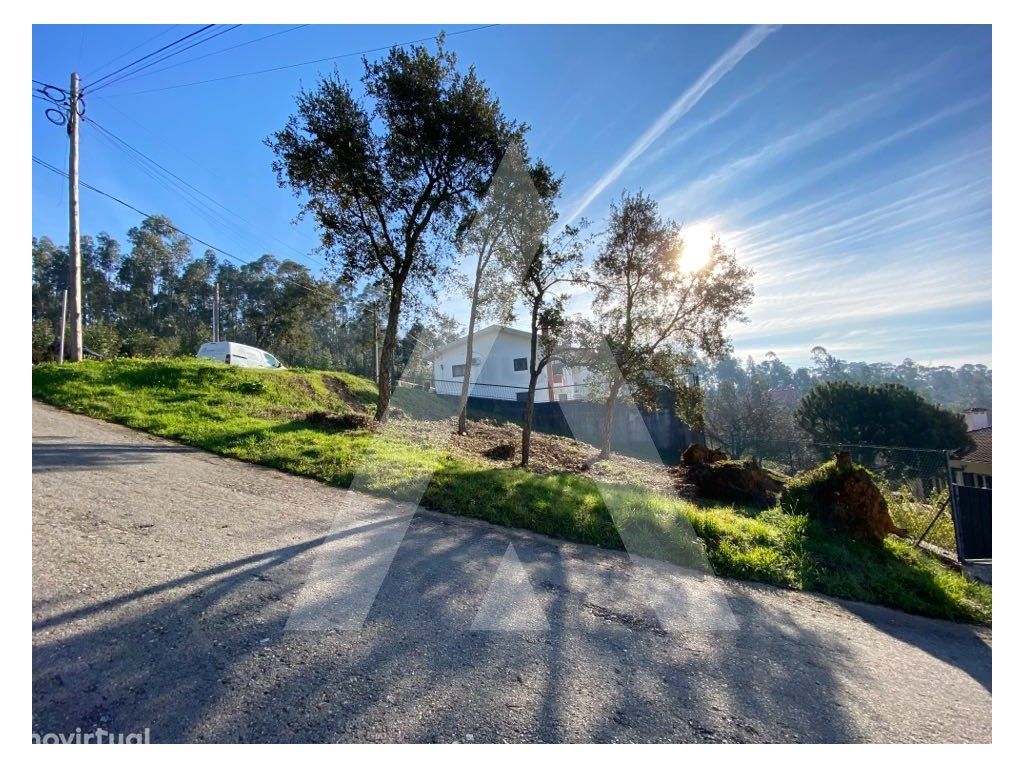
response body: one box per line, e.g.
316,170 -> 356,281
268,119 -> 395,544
455,389 -> 698,461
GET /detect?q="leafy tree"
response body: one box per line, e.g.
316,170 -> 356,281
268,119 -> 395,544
517,234 -> 586,467
756,351 -> 794,390
214,255 -> 337,366
269,40 -> 520,422
702,355 -> 795,460
118,215 -> 192,341
794,381 -> 971,451
585,191 -> 754,459
453,141 -> 553,435
497,161 -> 582,467
809,345 -> 846,381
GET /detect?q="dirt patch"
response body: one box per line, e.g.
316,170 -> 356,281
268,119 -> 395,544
288,376 -> 317,400
482,441 -> 517,460
388,416 -> 678,494
304,410 -> 375,432
321,375 -> 368,413
680,445 -> 787,509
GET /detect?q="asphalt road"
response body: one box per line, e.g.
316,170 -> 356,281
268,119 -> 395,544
31,402 -> 992,743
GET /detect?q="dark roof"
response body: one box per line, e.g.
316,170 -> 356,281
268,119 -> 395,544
957,426 -> 991,464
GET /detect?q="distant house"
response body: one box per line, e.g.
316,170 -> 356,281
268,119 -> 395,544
949,408 -> 992,489
423,324 -> 595,403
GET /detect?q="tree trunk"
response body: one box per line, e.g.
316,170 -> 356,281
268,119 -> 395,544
521,301 -> 542,468
599,376 -> 624,460
374,287 -> 403,423
521,372 -> 540,467
456,281 -> 482,435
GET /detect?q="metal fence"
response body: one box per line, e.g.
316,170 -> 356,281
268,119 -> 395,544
396,378 -> 699,461
705,436 -> 949,493
704,435 -> 963,552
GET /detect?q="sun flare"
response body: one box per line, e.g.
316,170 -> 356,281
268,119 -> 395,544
679,221 -> 716,272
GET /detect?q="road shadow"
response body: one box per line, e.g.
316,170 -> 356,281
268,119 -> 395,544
32,506 -> 888,743
840,599 -> 991,693
33,439 -> 197,472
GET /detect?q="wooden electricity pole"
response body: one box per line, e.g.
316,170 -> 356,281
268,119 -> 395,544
212,281 -> 220,342
58,288 -> 68,365
67,72 -> 83,362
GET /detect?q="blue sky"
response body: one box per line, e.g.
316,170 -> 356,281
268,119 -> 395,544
31,24 -> 992,368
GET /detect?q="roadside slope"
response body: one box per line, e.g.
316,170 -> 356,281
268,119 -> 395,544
32,358 -> 991,623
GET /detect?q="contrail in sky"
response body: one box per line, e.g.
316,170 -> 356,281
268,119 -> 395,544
564,24 -> 780,224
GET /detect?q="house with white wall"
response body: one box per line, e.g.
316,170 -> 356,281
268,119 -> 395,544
949,407 -> 992,489
423,324 -> 594,402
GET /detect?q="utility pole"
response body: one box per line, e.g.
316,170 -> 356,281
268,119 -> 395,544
67,72 -> 83,362
212,281 -> 220,342
58,288 -> 68,364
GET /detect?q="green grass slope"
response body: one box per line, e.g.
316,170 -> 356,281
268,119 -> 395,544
32,357 -> 991,624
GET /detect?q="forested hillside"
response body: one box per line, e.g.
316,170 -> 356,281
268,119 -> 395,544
31,217 -> 460,376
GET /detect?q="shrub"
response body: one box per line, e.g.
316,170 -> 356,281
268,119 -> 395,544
32,318 -> 56,363
83,321 -> 122,359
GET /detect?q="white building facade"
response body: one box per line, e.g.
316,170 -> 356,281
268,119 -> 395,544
425,324 -> 594,403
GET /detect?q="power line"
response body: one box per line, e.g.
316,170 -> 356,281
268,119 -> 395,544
82,115 -> 327,270
32,156 -> 339,303
89,96 -> 229,179
83,25 -> 216,93
98,24 -> 500,97
83,120 -> 264,257
110,25 -> 310,88
83,25 -> 180,79
88,25 -> 243,95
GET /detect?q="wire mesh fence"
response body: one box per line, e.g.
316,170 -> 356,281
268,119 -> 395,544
400,379 -> 962,552
705,434 -> 956,551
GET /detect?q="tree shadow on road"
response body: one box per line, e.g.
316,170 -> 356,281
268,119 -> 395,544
33,439 -> 196,472
30,504 -> 938,743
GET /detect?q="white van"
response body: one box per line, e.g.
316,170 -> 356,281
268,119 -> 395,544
196,341 -> 284,369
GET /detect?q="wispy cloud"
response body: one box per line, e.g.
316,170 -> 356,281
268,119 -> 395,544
563,25 -> 779,224
721,96 -> 990,225
661,57 -> 962,217
728,142 -> 991,250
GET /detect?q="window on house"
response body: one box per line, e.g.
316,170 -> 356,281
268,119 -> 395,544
452,364 -> 466,379
558,393 -> 569,402
513,357 -> 528,372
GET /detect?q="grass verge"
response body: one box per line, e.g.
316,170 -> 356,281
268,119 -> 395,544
32,357 -> 991,624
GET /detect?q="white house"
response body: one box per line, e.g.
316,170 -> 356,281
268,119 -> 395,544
424,324 -> 594,403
